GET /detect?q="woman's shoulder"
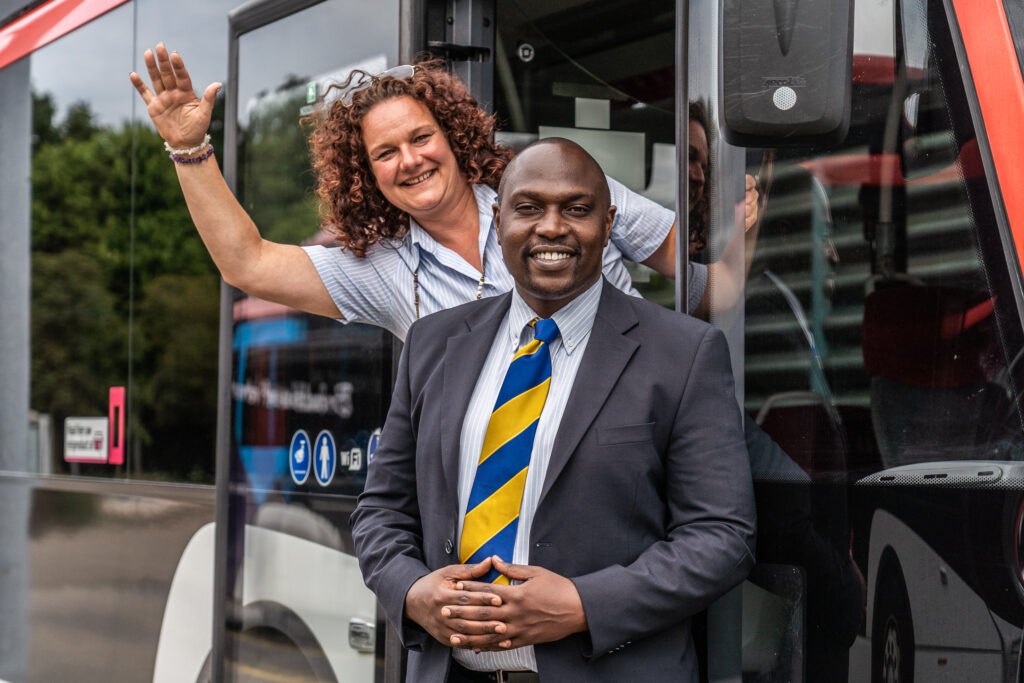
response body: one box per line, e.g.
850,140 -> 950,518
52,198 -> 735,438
472,183 -> 498,207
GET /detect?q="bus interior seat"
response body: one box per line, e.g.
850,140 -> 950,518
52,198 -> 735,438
862,283 -> 1008,468
756,399 -> 846,480
747,163 -> 848,481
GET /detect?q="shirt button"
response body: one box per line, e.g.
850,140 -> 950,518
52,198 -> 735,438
444,539 -> 453,554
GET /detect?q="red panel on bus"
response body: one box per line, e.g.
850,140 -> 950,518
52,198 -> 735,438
951,0 -> 1024,277
108,385 -> 125,465
0,0 -> 129,71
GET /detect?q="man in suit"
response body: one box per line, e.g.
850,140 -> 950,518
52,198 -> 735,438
351,138 -> 756,682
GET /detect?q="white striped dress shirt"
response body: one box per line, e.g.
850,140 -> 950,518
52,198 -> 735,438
452,278 -> 604,672
303,181 -> 706,342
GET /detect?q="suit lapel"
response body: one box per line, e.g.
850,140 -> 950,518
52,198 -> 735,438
440,294 -> 511,516
538,285 -> 639,506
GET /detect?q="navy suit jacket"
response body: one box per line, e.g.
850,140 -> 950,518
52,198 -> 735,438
351,280 -> 756,682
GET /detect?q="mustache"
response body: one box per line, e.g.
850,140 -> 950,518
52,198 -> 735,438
523,239 -> 580,255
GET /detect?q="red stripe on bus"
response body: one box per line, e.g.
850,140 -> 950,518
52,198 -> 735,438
950,0 -> 1024,279
851,55 -> 924,84
801,139 -> 984,188
0,0 -> 129,71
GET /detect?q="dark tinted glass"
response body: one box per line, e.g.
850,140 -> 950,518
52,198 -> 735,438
743,2 -> 1024,475
721,0 -> 1024,680
493,0 -> 676,307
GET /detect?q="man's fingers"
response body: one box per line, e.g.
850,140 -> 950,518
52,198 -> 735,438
450,632 -> 514,650
445,618 -> 506,637
491,556 -> 533,580
457,580 -> 510,597
462,557 -> 494,577
446,557 -> 494,581
441,604 -> 504,622
445,588 -> 502,607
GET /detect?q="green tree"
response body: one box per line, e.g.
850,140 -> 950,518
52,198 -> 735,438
133,272 -> 220,480
31,251 -> 125,422
31,91 -> 59,151
238,84 -> 320,245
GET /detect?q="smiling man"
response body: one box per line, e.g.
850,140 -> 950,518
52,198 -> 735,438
351,138 -> 756,683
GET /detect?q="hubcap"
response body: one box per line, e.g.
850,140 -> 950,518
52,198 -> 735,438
882,615 -> 901,683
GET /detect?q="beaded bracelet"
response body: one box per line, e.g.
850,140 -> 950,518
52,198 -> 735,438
164,134 -> 211,156
169,142 -> 215,165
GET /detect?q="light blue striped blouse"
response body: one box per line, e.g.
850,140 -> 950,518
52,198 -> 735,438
303,179 -> 706,342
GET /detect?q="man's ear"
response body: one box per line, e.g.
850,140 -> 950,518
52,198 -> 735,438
493,202 -> 503,244
604,205 -> 617,247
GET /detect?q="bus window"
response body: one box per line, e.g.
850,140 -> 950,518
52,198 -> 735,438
741,0 -> 1024,474
24,0 -> 236,483
493,0 -> 676,308
699,0 -> 1024,680
27,4 -> 134,479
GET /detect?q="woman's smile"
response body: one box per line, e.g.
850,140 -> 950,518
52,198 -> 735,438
401,169 -> 437,186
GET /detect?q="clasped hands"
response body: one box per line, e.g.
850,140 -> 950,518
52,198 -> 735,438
404,556 -> 587,651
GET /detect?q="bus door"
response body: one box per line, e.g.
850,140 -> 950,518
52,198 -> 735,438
701,0 -> 1024,681
217,1 -> 399,680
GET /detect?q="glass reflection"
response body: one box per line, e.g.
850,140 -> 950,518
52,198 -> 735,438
726,0 -> 1024,681
494,0 -> 676,306
224,2 -> 399,681
29,3 -> 134,480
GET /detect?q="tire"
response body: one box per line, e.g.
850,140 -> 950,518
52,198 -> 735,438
871,561 -> 914,683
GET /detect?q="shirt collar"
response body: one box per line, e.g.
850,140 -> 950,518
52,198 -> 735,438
405,184 -> 497,270
508,278 -> 603,355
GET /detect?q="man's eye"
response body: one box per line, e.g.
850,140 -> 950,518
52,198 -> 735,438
515,204 -> 539,213
567,205 -> 590,215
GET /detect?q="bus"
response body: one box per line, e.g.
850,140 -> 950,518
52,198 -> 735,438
1,0 -> 1023,681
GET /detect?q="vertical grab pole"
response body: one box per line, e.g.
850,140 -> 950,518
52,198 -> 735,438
676,0 -> 690,314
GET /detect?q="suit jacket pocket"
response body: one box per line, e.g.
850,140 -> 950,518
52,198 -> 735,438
596,421 -> 655,445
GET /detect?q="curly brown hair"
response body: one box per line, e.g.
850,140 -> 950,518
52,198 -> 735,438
309,58 -> 513,257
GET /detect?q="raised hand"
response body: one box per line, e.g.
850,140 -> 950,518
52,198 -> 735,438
744,173 -> 761,232
129,43 -> 220,150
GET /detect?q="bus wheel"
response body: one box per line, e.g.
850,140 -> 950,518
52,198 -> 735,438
872,564 -> 914,683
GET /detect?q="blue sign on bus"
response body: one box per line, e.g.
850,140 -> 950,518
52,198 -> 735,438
314,430 -> 337,487
289,429 -> 311,485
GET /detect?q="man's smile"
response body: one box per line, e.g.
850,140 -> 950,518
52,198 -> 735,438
528,245 -> 578,269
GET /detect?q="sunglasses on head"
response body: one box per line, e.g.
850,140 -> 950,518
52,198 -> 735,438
340,64 -> 416,106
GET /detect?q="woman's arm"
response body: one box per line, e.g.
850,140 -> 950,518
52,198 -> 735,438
130,44 -> 341,318
640,174 -> 761,318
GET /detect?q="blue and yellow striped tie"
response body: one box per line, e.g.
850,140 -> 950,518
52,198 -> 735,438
459,317 -> 560,583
